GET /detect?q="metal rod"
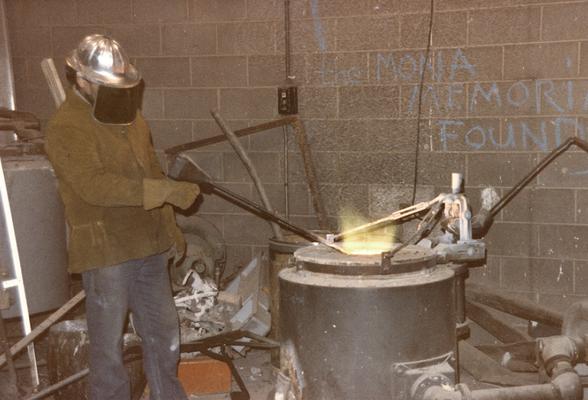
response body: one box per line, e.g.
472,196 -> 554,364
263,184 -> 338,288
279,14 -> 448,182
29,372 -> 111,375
491,137 -> 588,218
165,116 -> 297,156
284,0 -> 292,80
283,125 -> 289,220
290,118 -> 329,229
0,157 -> 38,386
0,290 -> 86,368
211,110 -> 283,240
208,183 -> 344,252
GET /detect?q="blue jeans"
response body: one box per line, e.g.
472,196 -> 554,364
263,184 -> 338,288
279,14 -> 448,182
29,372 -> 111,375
82,252 -> 188,400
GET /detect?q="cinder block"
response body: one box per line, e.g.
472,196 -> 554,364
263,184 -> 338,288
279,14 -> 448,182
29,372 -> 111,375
498,117 -> 576,154
504,43 -> 578,80
371,0 -> 432,14
468,6 -> 541,45
223,214 -> 273,245
339,86 -> 399,119
337,152 -> 414,184
77,0 -> 132,24
400,83 -> 467,118
428,118 -> 501,152
401,12 -> 466,49
443,46 -> 503,82
579,44 -> 588,78
468,256 -> 501,287
192,56 -> 248,87
132,0 -> 188,22
6,0 -> 76,27
278,19 -> 337,54
220,88 -> 276,119
133,57 -> 191,87
162,24 -> 216,56
502,188 -> 574,224
467,81 -> 534,117
368,184 -> 435,218
538,224 -> 588,259
217,22 -> 276,55
286,151 -> 341,184
306,52 -> 368,86
543,3 -> 588,41
12,28 -> 52,58
307,0 -> 371,17
246,0 -> 283,20
51,26 -> 108,58
336,16 -> 400,51
298,87 -> 338,119
576,190 -> 588,225
141,89 -> 164,119
223,152 -> 282,183
574,261 -> 588,295
502,257 -> 574,295
417,152 -> 466,186
485,222 -> 539,258
303,119 -> 428,153
248,125 -> 287,152
467,153 -> 536,187
164,89 -> 218,119
148,120 -> 193,150
318,184 -> 369,217
191,120 -> 250,153
253,182 -> 310,216
190,0 -> 246,21
436,0 -> 530,11
248,55 -> 290,87
108,25 -> 162,57
198,182 -> 252,213
184,150 -> 224,181
178,356 -> 231,395
368,50 -> 436,84
537,153 -> 588,188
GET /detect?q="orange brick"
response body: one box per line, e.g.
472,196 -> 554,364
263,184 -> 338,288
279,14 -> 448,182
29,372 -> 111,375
178,356 -> 232,395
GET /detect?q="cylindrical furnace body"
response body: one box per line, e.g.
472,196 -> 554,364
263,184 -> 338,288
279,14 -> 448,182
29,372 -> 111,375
278,244 -> 456,400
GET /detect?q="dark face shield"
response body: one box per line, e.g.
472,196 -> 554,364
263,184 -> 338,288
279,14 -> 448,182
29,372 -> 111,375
93,81 -> 144,125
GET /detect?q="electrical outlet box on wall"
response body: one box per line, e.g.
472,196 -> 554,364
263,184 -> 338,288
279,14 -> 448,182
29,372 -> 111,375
278,86 -> 298,115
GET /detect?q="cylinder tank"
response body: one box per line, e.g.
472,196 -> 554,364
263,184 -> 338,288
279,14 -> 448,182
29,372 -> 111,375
278,244 -> 456,400
1,156 -> 69,318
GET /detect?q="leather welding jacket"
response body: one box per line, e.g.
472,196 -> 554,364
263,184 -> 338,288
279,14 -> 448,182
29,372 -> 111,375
45,89 -> 178,274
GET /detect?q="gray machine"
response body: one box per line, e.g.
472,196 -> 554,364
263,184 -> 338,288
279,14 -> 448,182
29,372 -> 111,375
1,156 -> 69,318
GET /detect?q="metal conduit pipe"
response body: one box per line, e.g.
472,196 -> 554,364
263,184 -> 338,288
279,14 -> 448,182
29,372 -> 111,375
418,369 -> 581,400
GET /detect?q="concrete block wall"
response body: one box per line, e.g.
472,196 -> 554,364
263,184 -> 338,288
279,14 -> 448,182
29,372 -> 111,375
7,0 -> 588,312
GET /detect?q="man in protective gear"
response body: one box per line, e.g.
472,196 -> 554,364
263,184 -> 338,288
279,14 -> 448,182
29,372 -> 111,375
45,34 -> 198,400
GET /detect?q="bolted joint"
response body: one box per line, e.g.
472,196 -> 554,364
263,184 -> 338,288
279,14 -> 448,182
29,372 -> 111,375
537,336 -> 578,376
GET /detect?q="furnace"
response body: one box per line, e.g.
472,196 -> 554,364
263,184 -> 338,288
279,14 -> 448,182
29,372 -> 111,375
278,244 -> 456,400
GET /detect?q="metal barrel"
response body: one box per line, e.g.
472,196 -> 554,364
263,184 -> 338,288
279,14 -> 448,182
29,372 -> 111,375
268,232 -> 325,367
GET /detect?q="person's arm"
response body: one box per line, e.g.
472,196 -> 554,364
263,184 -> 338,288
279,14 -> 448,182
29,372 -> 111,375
46,123 -> 144,207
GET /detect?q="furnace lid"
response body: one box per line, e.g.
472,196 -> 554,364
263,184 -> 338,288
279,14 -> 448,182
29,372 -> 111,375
293,243 -> 436,276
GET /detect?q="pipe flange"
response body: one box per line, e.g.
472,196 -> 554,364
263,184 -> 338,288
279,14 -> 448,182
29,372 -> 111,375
411,374 -> 452,400
455,383 -> 472,400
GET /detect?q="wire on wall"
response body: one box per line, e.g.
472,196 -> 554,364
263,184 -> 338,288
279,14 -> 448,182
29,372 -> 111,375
410,0 -> 435,205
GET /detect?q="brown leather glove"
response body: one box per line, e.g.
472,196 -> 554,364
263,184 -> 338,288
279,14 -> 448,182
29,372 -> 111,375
143,178 -> 200,210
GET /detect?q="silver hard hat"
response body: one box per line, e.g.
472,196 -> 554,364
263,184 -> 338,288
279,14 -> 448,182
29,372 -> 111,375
66,34 -> 141,88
